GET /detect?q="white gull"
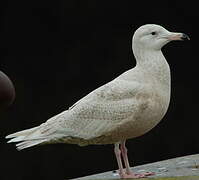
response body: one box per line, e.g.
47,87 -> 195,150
6,24 -> 189,179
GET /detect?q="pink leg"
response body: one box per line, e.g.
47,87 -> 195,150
120,141 -> 131,174
114,141 -> 155,179
114,143 -> 125,177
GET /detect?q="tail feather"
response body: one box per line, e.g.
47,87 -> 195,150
5,126 -> 49,150
16,139 -> 47,151
6,127 -> 39,139
7,136 -> 26,143
5,116 -> 68,150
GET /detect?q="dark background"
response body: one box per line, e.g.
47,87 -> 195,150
0,0 -> 199,180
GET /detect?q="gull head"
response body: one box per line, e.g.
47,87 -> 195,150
133,24 -> 189,51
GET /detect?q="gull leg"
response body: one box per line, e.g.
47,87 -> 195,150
121,141 -> 131,174
120,140 -> 155,178
114,143 -> 144,178
114,143 -> 125,177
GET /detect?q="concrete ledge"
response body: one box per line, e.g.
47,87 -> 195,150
73,154 -> 199,180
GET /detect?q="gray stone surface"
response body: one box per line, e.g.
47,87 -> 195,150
72,154 -> 199,180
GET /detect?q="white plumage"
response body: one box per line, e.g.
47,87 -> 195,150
6,24 -> 189,178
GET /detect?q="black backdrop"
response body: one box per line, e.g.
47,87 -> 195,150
1,0 -> 199,180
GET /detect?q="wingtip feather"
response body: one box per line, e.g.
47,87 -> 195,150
7,136 -> 25,143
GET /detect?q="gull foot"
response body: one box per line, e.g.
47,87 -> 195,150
120,171 -> 155,179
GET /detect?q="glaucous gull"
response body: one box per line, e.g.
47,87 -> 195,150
6,24 -> 189,179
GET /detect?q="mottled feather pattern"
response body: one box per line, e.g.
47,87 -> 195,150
6,24 -> 174,150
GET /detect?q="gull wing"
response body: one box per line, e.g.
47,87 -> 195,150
55,78 -> 150,141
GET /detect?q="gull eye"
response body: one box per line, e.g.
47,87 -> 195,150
151,31 -> 156,35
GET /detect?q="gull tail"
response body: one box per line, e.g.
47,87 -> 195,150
5,126 -> 48,150
6,111 -> 70,150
